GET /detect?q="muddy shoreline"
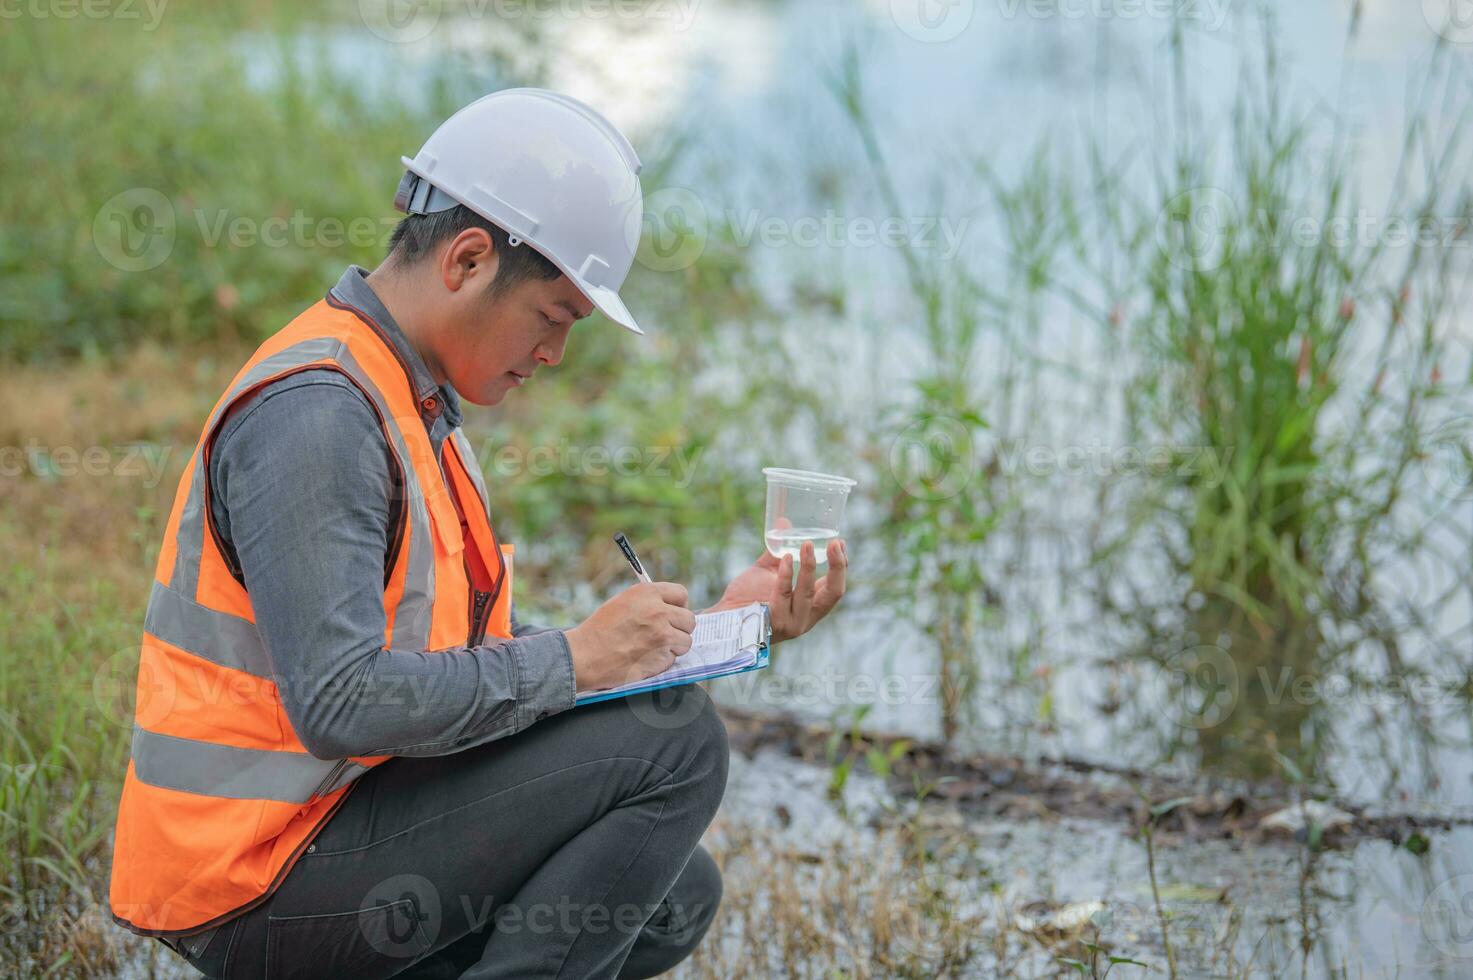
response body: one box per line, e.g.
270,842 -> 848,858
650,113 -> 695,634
717,705 -> 1473,848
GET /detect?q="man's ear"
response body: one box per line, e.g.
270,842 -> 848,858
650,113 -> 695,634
439,227 -> 499,294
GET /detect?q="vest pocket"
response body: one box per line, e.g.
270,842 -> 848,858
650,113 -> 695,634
265,898 -> 431,980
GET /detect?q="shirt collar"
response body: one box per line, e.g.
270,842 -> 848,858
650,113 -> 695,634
329,265 -> 464,429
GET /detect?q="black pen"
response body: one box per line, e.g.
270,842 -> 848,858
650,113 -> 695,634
613,532 -> 654,584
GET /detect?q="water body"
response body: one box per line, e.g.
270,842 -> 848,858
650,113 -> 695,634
227,3 -> 1473,973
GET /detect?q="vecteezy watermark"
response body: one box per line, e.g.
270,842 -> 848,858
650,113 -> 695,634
1417,418 -> 1473,503
996,0 -> 1232,31
723,667 -> 943,710
889,0 -> 974,43
626,679 -> 714,730
93,648 -> 471,727
357,0 -> 701,45
0,441 -> 173,488
1248,668 -> 1469,711
638,186 -> 708,273
1152,645 -> 1239,730
477,439 -> 706,488
1423,0 -> 1473,44
93,188 -> 176,272
724,209 -> 970,261
892,869 -> 987,959
1423,874 -> 1473,959
889,416 -> 978,501
479,893 -> 703,939
991,440 -> 1232,485
356,429 -> 707,512
95,185 -> 969,277
635,189 -> 972,273
1156,187 -> 1238,272
1156,187 -> 1473,271
887,417 -> 1235,500
192,209 -> 399,251
0,0 -> 168,30
360,874 -> 443,958
1149,649 -> 1472,731
93,645 -> 177,730
92,188 -> 407,272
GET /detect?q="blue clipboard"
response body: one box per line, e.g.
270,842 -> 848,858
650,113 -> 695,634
574,604 -> 772,706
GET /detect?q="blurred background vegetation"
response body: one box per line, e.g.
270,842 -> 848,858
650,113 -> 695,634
3,0 -> 1473,975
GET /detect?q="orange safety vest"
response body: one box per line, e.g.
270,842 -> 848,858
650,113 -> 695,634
109,294 -> 514,937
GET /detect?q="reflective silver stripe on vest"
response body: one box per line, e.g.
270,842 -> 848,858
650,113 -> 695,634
333,345 -> 436,650
143,580 -> 271,678
166,331 -> 437,658
449,429 -> 491,515
130,727 -> 372,804
170,337 -> 346,601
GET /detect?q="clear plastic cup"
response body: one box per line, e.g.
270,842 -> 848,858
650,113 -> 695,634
762,467 -> 857,565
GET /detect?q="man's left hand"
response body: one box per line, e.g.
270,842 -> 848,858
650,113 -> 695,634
704,537 -> 848,642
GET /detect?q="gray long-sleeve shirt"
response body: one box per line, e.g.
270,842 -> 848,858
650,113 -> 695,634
205,266 -> 576,761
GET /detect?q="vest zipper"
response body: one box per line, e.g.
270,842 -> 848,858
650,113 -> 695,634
469,590 -> 491,647
307,758 -> 351,805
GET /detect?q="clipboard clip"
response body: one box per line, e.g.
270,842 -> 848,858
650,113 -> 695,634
739,603 -> 773,650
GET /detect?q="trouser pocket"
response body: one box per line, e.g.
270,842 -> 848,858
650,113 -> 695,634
265,898 -> 431,980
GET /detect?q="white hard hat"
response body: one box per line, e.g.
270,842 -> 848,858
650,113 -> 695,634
394,88 -> 646,335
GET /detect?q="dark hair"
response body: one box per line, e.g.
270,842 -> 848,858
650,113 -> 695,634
386,204 -> 562,297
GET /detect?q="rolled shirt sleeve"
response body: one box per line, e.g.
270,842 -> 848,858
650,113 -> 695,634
209,371 -> 576,761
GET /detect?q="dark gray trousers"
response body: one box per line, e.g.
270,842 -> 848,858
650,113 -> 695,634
171,684 -> 729,979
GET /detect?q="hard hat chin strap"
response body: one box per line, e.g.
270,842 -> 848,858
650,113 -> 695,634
393,171 -> 462,217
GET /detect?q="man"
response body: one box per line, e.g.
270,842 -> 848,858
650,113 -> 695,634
108,88 -> 848,979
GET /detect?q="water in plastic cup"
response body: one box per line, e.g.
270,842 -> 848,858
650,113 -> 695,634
762,468 -> 856,566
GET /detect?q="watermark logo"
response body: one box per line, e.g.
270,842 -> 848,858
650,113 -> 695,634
359,0 -> 442,43
1152,644 -> 1238,730
626,679 -> 714,731
1417,418 -> 1473,503
995,0 -> 1232,32
888,416 -> 978,501
475,438 -> 706,488
360,0 -> 700,41
361,874 -> 442,957
1423,874 -> 1473,959
887,418 -> 1234,499
354,414 -> 430,517
890,0 -> 974,43
0,0 -> 169,30
93,644 -> 178,729
0,440 -> 174,488
637,186 -> 708,273
93,188 -> 175,272
1156,186 -> 1237,272
1424,0 -> 1473,44
891,869 -> 983,960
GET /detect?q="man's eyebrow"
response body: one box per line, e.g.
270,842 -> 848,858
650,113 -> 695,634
553,299 -> 589,321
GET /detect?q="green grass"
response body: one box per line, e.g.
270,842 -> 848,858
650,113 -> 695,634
0,3 -> 485,361
0,538 -> 141,976
1067,22 -> 1473,782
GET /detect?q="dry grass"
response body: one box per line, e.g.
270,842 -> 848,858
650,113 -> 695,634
0,343 -> 245,601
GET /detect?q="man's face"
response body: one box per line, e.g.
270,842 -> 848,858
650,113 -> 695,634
437,254 -> 594,406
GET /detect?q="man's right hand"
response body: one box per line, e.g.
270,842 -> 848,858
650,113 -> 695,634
565,582 -> 697,692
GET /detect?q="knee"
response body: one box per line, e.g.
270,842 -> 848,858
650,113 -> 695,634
627,685 -> 729,811
656,846 -> 723,946
684,689 -> 729,810
678,845 -> 723,925
620,848 -> 724,980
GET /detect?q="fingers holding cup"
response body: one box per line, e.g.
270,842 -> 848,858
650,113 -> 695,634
814,537 -> 847,618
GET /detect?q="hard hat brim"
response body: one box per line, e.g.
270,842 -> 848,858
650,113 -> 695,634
577,281 -> 645,336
